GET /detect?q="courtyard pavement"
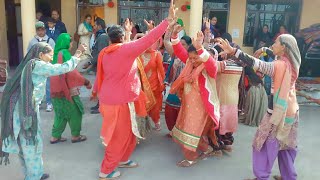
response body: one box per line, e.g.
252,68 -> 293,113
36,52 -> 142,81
1,75 -> 320,180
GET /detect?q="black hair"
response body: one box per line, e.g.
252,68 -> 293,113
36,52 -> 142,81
244,66 -> 263,86
135,25 -> 142,33
51,9 -> 60,15
47,17 -> 56,23
95,18 -> 106,29
36,10 -> 43,14
187,45 -> 197,53
108,25 -> 125,43
221,33 -> 232,42
263,24 -> 269,28
280,24 -> 287,30
85,14 -> 92,19
181,36 -> 192,45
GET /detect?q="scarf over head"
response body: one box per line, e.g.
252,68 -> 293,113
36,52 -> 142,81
0,42 -> 51,165
50,33 -> 74,101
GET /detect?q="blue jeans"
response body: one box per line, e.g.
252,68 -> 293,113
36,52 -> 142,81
46,78 -> 51,104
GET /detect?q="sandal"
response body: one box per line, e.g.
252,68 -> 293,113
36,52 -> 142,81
118,160 -> 139,168
273,175 -> 282,180
199,146 -> 214,160
209,150 -> 223,157
99,170 -> 121,180
176,159 -> 198,167
50,137 -> 67,144
71,135 -> 87,143
154,123 -> 161,131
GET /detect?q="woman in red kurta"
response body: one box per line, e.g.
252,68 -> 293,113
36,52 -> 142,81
138,49 -> 165,130
170,28 -> 221,167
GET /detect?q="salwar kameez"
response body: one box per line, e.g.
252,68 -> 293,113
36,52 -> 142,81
1,53 -> 81,180
216,61 -> 242,146
232,37 -> 301,180
51,96 -> 84,138
164,57 -> 185,131
99,103 -> 137,174
139,51 -> 165,125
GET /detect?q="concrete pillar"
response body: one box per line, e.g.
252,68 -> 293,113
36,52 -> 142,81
0,0 -> 8,60
21,0 -> 36,55
189,0 -> 203,38
105,0 -> 118,25
61,0 -> 77,33
300,0 -> 320,29
228,0 -> 252,54
176,0 -> 190,35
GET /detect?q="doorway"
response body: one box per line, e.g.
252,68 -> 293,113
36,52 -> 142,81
208,11 -> 228,35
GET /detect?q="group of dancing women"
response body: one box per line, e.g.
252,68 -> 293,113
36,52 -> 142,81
1,1 -> 301,180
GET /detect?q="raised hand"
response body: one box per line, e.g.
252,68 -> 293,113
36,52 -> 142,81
124,18 -> 133,32
169,17 -> 178,28
167,0 -> 178,21
172,24 -> 183,37
254,48 -> 263,58
192,31 -> 204,50
216,38 -> 235,56
204,17 -> 210,30
144,19 -> 155,30
78,44 -> 87,53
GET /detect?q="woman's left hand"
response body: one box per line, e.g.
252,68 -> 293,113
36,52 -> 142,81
216,38 -> 234,56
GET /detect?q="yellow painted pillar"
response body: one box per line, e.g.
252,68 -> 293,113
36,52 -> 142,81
105,1 -> 118,25
0,0 -> 8,60
300,0 -> 320,29
21,0 -> 36,55
61,0 -> 77,34
176,0 -> 190,35
189,0 -> 203,38
228,0 -> 253,54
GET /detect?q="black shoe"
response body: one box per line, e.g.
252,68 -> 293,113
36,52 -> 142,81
90,109 -> 100,114
90,102 -> 99,111
41,173 -> 49,180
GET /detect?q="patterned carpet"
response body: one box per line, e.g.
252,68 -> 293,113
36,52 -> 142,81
296,77 -> 320,106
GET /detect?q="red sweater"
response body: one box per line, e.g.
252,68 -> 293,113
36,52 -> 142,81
98,20 -> 169,105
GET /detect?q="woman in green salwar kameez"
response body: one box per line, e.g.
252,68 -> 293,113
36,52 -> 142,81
50,33 -> 91,144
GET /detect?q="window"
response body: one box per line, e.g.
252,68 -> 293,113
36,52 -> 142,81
203,0 -> 230,35
119,0 -> 170,32
243,0 -> 301,46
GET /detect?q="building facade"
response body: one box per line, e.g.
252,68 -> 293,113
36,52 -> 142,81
0,0 -> 319,66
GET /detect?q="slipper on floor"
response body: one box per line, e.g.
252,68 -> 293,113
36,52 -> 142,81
71,135 -> 87,143
50,137 -> 67,144
118,160 -> 139,168
99,170 -> 121,180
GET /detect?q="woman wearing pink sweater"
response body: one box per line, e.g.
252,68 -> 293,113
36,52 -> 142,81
92,1 -> 177,179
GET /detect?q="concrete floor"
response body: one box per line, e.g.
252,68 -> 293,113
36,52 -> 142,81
1,74 -> 320,180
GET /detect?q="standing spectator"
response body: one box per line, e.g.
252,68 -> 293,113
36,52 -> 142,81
77,14 -> 93,57
210,16 -> 221,38
51,9 -> 67,33
273,25 -> 289,41
46,18 -> 61,42
27,21 -> 56,112
254,24 -> 273,51
36,11 -> 43,21
89,17 -> 109,114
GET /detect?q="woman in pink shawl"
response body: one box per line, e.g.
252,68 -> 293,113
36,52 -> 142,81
170,26 -> 221,167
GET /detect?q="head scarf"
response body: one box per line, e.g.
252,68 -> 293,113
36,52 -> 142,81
279,34 -> 301,76
52,33 -> 72,64
50,33 -> 73,101
1,42 -> 51,165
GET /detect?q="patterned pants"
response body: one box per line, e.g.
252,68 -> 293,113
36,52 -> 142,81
18,139 -> 44,180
